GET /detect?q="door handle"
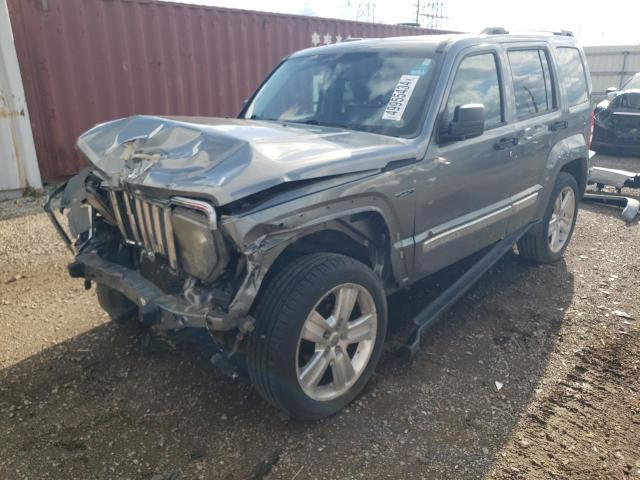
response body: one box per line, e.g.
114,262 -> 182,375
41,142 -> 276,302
493,137 -> 518,150
549,120 -> 568,131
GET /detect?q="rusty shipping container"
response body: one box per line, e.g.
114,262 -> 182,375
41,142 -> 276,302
7,0 -> 448,182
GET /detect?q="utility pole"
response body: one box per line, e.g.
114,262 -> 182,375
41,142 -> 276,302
356,1 -> 376,23
414,0 -> 447,29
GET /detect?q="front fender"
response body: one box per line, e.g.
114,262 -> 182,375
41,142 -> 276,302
220,186 -> 411,323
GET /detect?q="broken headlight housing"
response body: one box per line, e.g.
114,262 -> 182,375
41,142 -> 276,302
171,206 -> 228,282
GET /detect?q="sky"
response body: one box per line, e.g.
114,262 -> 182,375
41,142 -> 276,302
160,0 -> 640,46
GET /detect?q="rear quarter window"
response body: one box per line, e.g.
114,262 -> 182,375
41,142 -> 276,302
555,47 -> 589,107
508,49 -> 555,118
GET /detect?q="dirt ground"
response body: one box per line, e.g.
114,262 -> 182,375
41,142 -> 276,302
1,154 -> 639,480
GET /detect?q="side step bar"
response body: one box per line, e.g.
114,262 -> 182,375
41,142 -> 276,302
398,223 -> 533,359
582,193 -> 639,223
584,166 -> 640,223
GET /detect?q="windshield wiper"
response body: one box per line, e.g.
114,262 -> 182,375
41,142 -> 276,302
249,115 -> 280,121
292,119 -> 352,130
250,116 -> 354,131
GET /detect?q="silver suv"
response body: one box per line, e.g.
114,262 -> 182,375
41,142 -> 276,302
49,31 -> 592,420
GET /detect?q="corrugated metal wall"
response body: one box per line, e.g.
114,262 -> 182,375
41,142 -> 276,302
584,45 -> 640,102
7,0 -> 445,182
0,0 -> 41,195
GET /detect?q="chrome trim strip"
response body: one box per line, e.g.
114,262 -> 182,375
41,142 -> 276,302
143,202 -> 157,252
122,193 -> 141,244
422,205 -> 512,253
109,191 -> 128,240
171,196 -> 217,230
152,205 -> 165,255
163,207 -> 178,269
512,192 -> 538,212
135,197 -> 151,250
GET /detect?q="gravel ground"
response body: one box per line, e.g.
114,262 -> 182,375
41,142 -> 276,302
1,154 -> 639,480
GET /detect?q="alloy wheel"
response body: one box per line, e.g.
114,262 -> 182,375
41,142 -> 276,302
296,283 -> 378,402
548,186 -> 576,253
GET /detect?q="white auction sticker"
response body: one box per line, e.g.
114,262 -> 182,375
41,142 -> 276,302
382,75 -> 420,121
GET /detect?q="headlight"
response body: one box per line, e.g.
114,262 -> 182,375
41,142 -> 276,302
171,207 -> 227,281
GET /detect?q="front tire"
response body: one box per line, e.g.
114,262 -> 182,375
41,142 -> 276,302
517,172 -> 579,263
247,253 -> 387,420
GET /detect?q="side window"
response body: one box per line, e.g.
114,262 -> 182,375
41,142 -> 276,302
508,49 -> 555,118
445,53 -> 503,130
555,47 -> 589,107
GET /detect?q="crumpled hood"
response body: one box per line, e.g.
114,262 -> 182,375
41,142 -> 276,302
77,115 -> 414,206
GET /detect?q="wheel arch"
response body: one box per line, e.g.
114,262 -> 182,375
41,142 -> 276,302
224,204 -> 408,326
559,157 -> 588,197
257,210 -> 397,299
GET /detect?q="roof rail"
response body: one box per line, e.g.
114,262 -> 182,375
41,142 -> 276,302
481,27 -> 574,37
481,27 -> 509,35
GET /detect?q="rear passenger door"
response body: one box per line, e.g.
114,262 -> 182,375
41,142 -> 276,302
505,45 -> 563,230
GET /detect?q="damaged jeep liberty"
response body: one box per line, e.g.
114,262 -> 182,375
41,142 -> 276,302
48,30 -> 592,420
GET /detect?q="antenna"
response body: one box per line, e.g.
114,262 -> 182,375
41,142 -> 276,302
414,0 -> 448,29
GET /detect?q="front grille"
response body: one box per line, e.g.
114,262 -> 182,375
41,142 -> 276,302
108,190 -> 178,269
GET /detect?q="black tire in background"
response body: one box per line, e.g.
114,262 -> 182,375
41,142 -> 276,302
247,253 -> 387,421
517,172 -> 579,264
96,284 -> 137,325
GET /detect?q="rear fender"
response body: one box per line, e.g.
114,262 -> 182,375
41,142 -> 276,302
535,133 -> 588,218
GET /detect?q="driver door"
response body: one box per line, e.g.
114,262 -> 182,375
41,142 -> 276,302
413,48 -> 520,277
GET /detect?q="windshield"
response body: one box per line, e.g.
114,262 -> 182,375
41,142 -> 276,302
622,75 -> 640,90
243,51 -> 437,137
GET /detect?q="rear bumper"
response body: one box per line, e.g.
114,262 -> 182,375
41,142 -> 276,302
69,253 -> 234,331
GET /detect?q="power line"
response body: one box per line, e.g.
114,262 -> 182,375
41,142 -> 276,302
414,0 -> 447,29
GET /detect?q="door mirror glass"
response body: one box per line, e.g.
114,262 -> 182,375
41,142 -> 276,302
440,103 -> 485,142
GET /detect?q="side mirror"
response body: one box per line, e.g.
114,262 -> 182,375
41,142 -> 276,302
440,104 -> 485,142
606,87 -> 617,101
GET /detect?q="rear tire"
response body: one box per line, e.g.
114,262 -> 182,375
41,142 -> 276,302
247,253 -> 387,420
96,284 -> 137,325
517,172 -> 579,264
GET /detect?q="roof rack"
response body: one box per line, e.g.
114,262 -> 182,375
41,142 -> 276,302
480,27 -> 574,37
481,27 -> 509,35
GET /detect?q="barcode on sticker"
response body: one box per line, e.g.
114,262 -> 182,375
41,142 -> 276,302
382,75 -> 420,121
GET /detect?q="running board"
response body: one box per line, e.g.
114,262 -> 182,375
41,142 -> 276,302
397,223 -> 533,359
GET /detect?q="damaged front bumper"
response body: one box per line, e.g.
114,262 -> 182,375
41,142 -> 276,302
68,252 -> 236,331
45,176 -> 256,335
